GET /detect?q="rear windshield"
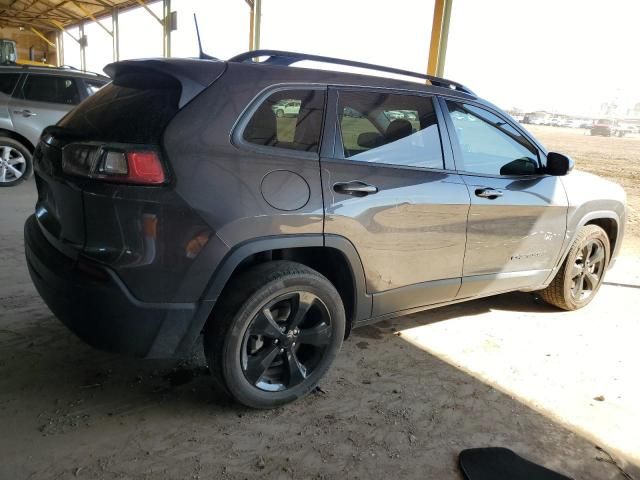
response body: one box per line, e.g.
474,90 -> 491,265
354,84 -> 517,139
59,72 -> 180,144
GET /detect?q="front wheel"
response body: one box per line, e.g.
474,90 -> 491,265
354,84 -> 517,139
204,261 -> 345,408
538,225 -> 610,310
0,137 -> 32,187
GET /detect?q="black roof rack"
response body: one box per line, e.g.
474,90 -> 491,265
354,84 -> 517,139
229,49 -> 475,96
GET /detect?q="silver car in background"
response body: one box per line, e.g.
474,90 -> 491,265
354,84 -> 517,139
0,65 -> 108,186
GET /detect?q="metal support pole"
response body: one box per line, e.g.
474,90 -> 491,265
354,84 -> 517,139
79,21 -> 86,71
112,8 -> 119,61
253,0 -> 261,51
427,0 -> 452,77
246,0 -> 254,50
163,0 -> 171,57
56,31 -> 62,66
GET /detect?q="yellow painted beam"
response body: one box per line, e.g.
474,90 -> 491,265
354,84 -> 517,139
49,19 -> 81,43
427,0 -> 445,76
30,27 -> 56,48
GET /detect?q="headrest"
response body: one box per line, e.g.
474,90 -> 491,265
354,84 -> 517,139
357,132 -> 385,148
244,106 -> 277,146
385,119 -> 413,142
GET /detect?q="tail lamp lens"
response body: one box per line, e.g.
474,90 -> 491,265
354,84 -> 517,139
126,152 -> 165,184
62,144 -> 166,185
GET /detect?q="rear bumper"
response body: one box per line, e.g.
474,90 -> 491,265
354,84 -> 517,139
24,214 -> 198,358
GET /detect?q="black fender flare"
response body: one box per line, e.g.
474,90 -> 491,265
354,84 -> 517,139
174,234 -> 371,356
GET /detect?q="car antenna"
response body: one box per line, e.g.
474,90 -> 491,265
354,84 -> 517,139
193,14 -> 217,60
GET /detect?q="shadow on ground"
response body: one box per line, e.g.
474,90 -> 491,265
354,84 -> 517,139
0,290 -> 636,479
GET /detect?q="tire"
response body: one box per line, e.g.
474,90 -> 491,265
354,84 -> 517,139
276,109 -> 284,118
0,137 -> 32,187
538,225 -> 610,311
204,261 -> 345,408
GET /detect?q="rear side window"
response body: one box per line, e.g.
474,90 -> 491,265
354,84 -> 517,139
337,90 -> 443,169
59,72 -> 180,144
243,89 -> 325,153
22,75 -> 80,105
0,73 -> 20,95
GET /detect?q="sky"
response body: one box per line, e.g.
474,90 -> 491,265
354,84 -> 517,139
61,0 -> 640,117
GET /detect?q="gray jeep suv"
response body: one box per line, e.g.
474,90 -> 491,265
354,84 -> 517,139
0,65 -> 108,186
24,51 -> 626,408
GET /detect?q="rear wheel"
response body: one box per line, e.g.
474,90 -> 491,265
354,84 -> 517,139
204,261 -> 345,408
539,225 -> 610,310
0,137 -> 32,187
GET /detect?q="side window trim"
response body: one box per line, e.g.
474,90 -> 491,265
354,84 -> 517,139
232,83 -> 328,160
327,86 -> 453,172
438,96 -> 547,178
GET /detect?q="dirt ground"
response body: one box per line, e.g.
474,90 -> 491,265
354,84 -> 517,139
528,125 -> 640,236
1,127 -> 639,479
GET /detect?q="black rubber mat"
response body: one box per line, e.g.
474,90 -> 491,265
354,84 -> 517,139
459,447 -> 572,480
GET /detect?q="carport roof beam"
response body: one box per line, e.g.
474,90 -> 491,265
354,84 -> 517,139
72,0 -> 114,36
30,26 -> 57,47
135,0 -> 163,25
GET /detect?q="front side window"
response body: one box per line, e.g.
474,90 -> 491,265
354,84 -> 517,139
22,75 -> 80,105
337,90 -> 443,169
243,89 -> 325,153
446,101 -> 540,176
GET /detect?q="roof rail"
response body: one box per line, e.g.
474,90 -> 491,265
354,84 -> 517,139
228,49 -> 475,96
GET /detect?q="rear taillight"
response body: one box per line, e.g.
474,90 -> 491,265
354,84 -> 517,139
62,144 -> 166,185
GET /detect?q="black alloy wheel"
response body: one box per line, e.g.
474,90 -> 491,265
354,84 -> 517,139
204,261 -> 345,408
241,291 -> 332,391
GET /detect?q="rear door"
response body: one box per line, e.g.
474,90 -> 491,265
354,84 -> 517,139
439,99 -> 568,297
321,87 -> 470,318
8,73 -> 81,146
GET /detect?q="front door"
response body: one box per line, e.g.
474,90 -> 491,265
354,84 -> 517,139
321,88 -> 470,318
440,99 -> 568,297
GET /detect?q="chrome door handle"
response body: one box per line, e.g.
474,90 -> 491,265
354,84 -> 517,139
475,187 -> 503,199
14,109 -> 37,117
333,181 -> 379,197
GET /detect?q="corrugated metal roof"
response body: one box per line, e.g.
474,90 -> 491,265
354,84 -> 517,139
0,0 -> 154,32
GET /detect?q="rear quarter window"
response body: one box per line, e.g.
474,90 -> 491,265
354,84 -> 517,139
242,88 -> 326,153
59,72 -> 180,144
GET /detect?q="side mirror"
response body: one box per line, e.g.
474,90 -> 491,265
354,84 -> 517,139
546,152 -> 574,176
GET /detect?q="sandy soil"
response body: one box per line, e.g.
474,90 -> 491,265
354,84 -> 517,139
2,149 -> 639,479
528,125 -> 640,236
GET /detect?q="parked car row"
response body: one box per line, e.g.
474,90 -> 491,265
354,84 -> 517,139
589,119 -> 637,137
521,113 -> 640,135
